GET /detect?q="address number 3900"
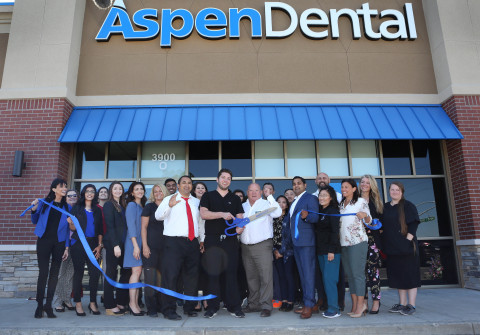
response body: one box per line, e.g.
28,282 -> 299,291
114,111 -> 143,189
152,153 -> 175,170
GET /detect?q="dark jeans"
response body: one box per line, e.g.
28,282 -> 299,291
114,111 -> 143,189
142,247 -> 163,315
204,235 -> 242,312
71,238 -> 100,303
103,244 -> 130,309
161,236 -> 199,315
273,255 -> 295,302
36,237 -> 64,307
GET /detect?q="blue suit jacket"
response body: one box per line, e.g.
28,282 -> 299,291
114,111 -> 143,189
283,192 -> 319,247
31,201 -> 71,247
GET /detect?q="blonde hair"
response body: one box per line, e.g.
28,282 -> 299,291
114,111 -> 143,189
148,184 -> 168,203
360,175 -> 383,214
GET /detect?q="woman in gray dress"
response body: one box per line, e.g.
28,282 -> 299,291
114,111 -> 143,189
124,181 -> 147,316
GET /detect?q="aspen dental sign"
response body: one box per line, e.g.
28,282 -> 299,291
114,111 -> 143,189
96,1 -> 417,47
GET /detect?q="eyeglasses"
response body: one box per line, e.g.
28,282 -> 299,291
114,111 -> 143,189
67,194 -> 77,198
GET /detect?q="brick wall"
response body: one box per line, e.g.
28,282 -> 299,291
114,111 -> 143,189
0,99 -> 74,244
443,95 -> 480,241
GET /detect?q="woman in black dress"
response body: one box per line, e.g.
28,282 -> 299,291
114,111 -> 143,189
141,183 -> 168,317
359,175 -> 383,314
382,182 -> 421,316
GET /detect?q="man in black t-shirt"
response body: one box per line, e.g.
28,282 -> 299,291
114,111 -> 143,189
200,168 -> 245,318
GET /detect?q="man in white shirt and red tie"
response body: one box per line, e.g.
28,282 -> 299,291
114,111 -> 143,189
240,183 -> 282,317
155,175 -> 201,320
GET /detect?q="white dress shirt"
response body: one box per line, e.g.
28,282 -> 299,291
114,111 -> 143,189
240,195 -> 282,245
289,191 -> 306,218
155,193 -> 200,238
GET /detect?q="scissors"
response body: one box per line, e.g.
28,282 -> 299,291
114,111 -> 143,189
224,207 -> 278,236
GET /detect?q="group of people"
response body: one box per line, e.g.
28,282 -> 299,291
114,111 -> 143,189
29,169 -> 421,321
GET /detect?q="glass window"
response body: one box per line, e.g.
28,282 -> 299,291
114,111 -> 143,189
385,178 -> 451,237
255,141 -> 285,177
141,142 -> 186,180
287,141 -> 317,177
382,140 -> 412,175
222,141 -> 252,177
318,140 -> 349,177
418,239 -> 457,285
189,141 -> 218,178
75,143 -> 105,179
413,141 -> 444,175
351,141 -> 380,176
107,143 -> 138,179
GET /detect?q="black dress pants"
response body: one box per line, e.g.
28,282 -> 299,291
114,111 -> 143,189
204,235 -> 241,313
161,236 -> 200,315
103,244 -> 130,309
71,238 -> 101,303
142,246 -> 163,315
36,237 -> 64,307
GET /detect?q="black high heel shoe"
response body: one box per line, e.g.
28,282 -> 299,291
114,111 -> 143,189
62,302 -> 75,311
44,306 -> 57,318
88,303 -> 101,315
369,301 -> 381,314
34,305 -> 44,319
128,305 -> 145,316
75,306 -> 86,317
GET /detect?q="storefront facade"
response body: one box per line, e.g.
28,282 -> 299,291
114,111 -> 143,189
0,0 -> 479,297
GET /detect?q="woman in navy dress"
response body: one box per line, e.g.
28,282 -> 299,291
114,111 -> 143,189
124,181 -> 147,316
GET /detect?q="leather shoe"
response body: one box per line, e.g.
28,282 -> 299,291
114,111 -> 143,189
164,312 -> 182,320
243,305 -> 261,313
294,306 -> 304,314
300,307 -> 312,319
260,309 -> 271,317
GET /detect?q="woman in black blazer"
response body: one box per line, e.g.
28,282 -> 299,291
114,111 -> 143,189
68,184 -> 103,316
102,181 -> 130,315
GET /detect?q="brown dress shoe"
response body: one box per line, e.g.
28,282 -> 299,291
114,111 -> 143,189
300,306 -> 312,319
260,309 -> 271,317
294,307 -> 304,314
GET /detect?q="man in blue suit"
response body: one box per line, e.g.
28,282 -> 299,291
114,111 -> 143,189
283,176 -> 319,319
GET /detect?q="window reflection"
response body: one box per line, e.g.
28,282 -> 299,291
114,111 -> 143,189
255,141 -> 284,177
75,143 -> 105,179
141,142 -> 186,179
413,141 -> 443,175
189,141 -> 218,178
351,141 -> 380,176
287,141 -> 317,177
318,140 -> 348,177
108,142 -> 137,179
382,141 -> 412,175
222,141 -> 252,177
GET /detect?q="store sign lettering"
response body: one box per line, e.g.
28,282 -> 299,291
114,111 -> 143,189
96,1 -> 417,47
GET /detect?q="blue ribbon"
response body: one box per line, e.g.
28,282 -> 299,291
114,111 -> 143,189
293,210 -> 381,239
21,199 -> 215,301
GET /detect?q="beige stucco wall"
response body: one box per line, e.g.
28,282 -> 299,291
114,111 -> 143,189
423,0 -> 480,102
76,0 -> 438,97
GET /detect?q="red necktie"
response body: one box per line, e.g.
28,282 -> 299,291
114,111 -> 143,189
182,197 -> 195,241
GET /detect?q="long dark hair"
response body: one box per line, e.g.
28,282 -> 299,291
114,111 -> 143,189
77,184 -> 98,208
276,195 -> 290,215
390,181 -> 408,236
108,181 -> 126,213
192,182 -> 208,198
340,179 -> 359,207
42,178 -> 68,213
319,185 -> 339,209
126,181 -> 147,207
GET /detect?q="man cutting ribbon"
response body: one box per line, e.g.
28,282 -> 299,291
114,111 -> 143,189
155,175 -> 201,321
240,183 -> 282,317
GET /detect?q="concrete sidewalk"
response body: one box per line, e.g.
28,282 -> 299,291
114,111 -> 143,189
0,288 -> 479,335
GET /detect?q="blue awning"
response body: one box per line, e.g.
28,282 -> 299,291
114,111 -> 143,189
58,104 -> 463,142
